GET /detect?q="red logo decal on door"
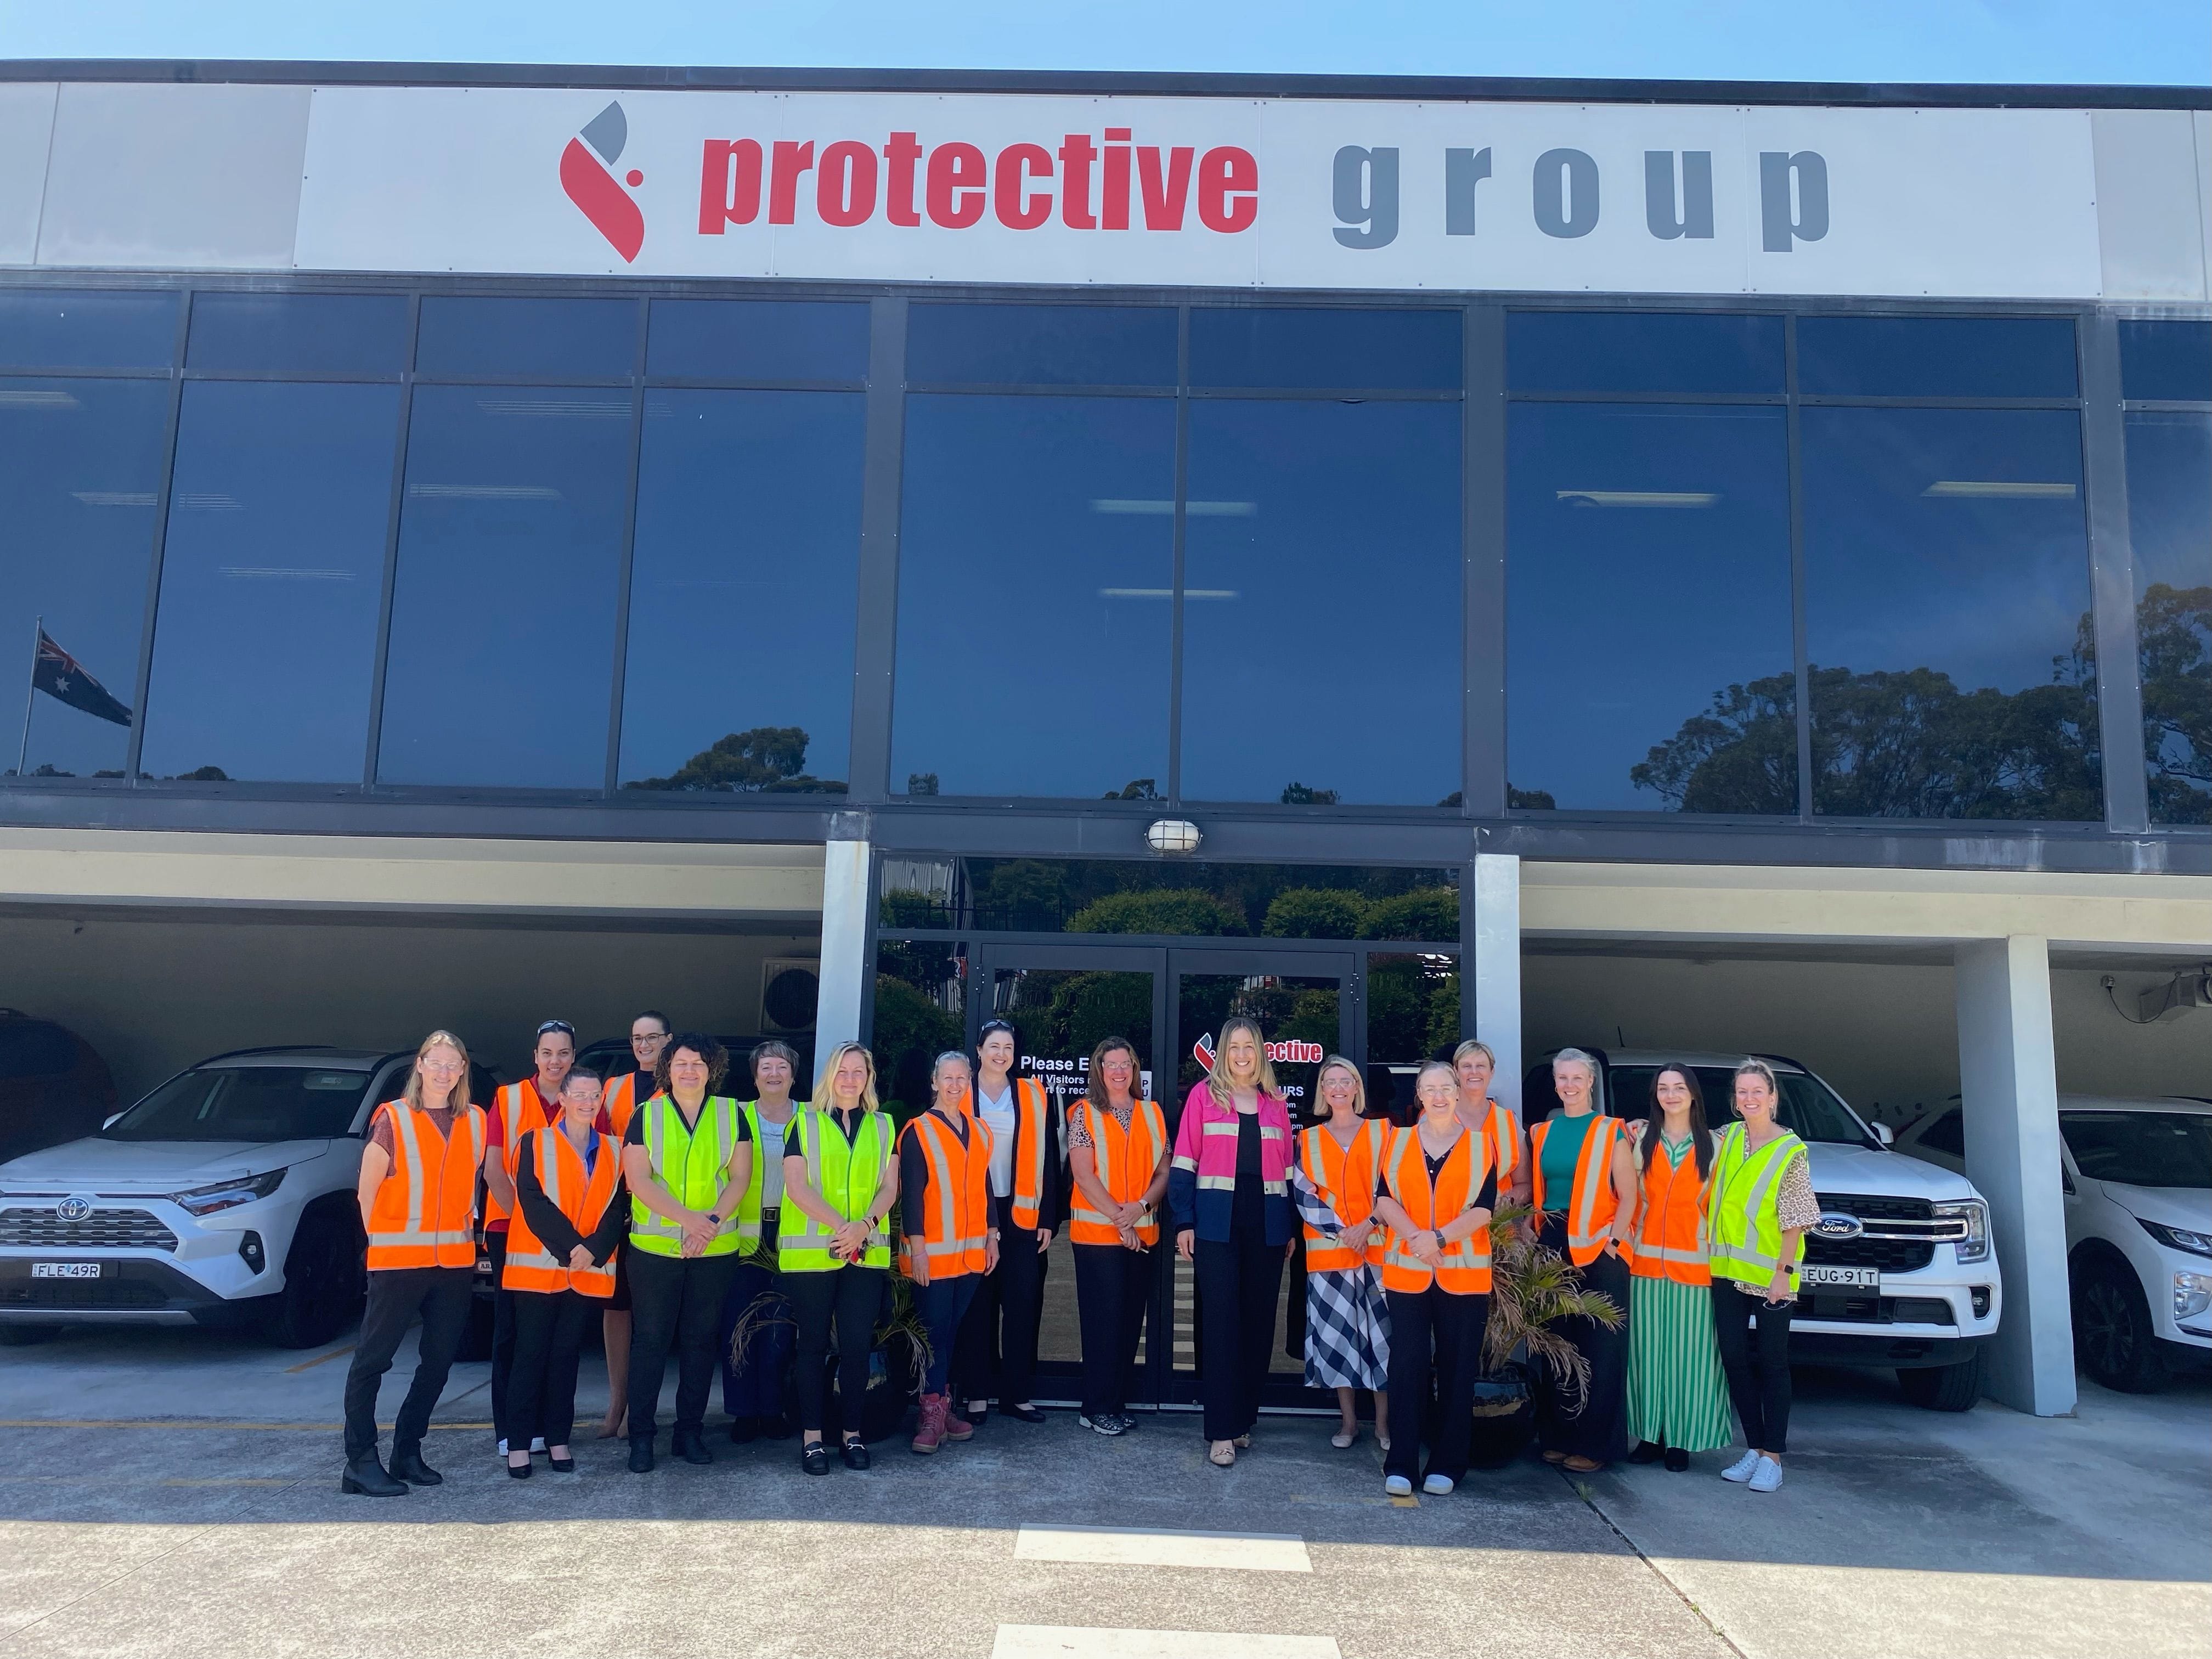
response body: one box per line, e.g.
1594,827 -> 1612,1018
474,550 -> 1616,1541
561,101 -> 645,262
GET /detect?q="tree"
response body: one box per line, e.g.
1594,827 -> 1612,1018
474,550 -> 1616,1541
870,973 -> 962,1115
1361,888 -> 1459,943
1069,889 -> 1245,936
1280,781 -> 1340,805
626,726 -> 843,792
1262,887 -> 1368,939
2141,580 -> 2211,823
1629,673 -> 1798,814
973,860 -> 1068,929
1506,785 -> 1556,810
1102,778 -> 1159,799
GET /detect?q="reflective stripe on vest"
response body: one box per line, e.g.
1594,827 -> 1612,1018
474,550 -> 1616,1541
488,1080 -> 557,1224
1379,1124 -> 1494,1295
1299,1118 -> 1387,1274
502,1126 -> 621,1296
1067,1098 -> 1165,1246
601,1073 -> 640,1140
777,1108 -> 892,1272
1706,1122 -> 1807,1290
736,1101 -> 795,1246
628,1094 -> 746,1259
1627,1121 -> 1712,1286
1480,1104 -> 1519,1187
1009,1078 -> 1051,1232
365,1101 -> 484,1271
1531,1114 -> 1624,1267
898,1109 -> 993,1279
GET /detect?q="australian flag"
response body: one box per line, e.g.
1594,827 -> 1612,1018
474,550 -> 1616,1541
32,630 -> 132,726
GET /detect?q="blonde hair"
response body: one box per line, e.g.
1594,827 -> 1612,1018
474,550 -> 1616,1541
1314,1054 -> 1365,1121
1453,1039 -> 1496,1070
812,1041 -> 881,1113
403,1031 -> 472,1114
1208,1015 -> 1278,1097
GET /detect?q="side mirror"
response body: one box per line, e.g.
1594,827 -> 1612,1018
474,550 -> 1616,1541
1872,1121 -> 1895,1147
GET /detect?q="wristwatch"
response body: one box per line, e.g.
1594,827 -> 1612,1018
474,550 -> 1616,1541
1431,1229 -> 1446,1252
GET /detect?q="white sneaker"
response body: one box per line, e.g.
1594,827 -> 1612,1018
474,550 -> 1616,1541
1748,1456 -> 1784,1493
1384,1474 -> 1413,1496
529,1437 -> 547,1453
495,1438 -> 509,1458
1422,1472 -> 1455,1496
1720,1449 -> 1760,1483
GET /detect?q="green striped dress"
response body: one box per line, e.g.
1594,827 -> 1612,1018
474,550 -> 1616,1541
1624,1135 -> 1735,1452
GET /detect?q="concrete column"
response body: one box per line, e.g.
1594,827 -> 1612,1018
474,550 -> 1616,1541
1955,935 -> 2076,1417
814,837 -> 873,1053
1472,852 -> 1523,1122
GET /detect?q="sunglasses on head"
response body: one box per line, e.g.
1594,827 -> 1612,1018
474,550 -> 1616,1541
536,1020 -> 576,1039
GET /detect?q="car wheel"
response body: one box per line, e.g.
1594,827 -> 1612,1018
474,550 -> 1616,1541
262,1206 -> 365,1350
0,1324 -> 62,1347
1897,1348 -> 1984,1411
2071,1254 -> 2169,1393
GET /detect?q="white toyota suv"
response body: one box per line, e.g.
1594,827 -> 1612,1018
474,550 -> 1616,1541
1897,1093 -> 2211,1392
1542,1049 -> 2002,1410
0,1047 -> 492,1348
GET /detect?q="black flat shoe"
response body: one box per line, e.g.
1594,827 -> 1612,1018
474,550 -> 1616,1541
1005,1403 -> 1047,1425
627,1439 -> 655,1474
1628,1441 -> 1664,1465
840,1438 -> 870,1471
673,1429 -> 713,1466
727,1415 -> 759,1444
549,1455 -> 576,1473
506,1457 -> 533,1480
388,1447 -> 442,1486
340,1454 -> 406,1497
963,1401 -> 989,1425
1664,1447 -> 1690,1473
802,1442 -> 830,1476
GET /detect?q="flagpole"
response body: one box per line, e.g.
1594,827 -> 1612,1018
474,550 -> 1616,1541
15,614 -> 37,780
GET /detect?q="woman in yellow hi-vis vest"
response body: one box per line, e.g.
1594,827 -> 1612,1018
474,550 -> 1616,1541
1709,1058 -> 1819,1494
780,1041 -> 899,1475
620,1034 -> 752,1474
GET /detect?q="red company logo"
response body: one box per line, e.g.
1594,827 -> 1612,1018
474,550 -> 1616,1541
561,101 -> 646,262
1192,1033 -> 1323,1071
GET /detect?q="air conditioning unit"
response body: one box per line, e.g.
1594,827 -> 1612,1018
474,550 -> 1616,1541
2137,966 -> 2212,1024
760,958 -> 821,1034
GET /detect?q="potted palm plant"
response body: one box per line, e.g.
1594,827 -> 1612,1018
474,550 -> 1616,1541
1468,1199 -> 1626,1469
725,1229 -> 928,1444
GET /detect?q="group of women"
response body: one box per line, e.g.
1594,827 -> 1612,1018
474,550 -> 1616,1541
340,1019 -> 1812,1500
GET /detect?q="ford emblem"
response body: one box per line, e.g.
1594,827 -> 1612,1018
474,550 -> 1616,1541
1812,1210 -> 1864,1240
57,1195 -> 94,1223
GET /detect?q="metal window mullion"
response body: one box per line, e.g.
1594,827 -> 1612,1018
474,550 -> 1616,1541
1167,306 -> 1190,807
600,298 -> 649,798
1785,313 -> 1814,822
122,291 -> 193,782
2079,309 -> 2151,833
1463,303 -> 1508,819
360,293 -> 421,790
847,296 -> 908,805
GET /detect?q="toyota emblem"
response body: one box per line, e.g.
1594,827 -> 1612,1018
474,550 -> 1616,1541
57,1195 -> 94,1223
1811,1210 -> 1864,1240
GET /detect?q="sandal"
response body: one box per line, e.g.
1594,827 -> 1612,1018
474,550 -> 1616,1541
1542,1449 -> 1568,1465
1562,1455 -> 1606,1473
1233,1433 -> 1252,1449
1209,1440 -> 1237,1468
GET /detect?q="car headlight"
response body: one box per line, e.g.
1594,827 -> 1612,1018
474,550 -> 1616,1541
169,1170 -> 287,1216
2139,1218 -> 2212,1260
1936,1198 -> 1990,1263
2175,1273 -> 2212,1322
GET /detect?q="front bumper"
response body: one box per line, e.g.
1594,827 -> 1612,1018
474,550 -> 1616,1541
1787,1274 -> 2000,1370
0,1256 -> 264,1327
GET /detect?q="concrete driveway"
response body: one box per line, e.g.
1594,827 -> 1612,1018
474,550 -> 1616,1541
0,1325 -> 2204,1659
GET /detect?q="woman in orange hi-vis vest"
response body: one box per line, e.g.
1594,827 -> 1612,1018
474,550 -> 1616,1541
1290,1056 -> 1391,1452
1528,1047 -> 1640,1473
1066,1035 -> 1169,1437
341,1031 -> 487,1498
1372,1060 -> 1497,1497
1455,1040 -> 1528,1210
899,1050 -> 997,1454
503,1066 -> 629,1479
1622,1064 -> 1733,1474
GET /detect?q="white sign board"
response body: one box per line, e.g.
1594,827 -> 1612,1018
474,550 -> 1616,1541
291,88 -> 2106,297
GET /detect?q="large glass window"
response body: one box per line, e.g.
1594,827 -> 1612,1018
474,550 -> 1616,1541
1182,399 -> 1462,805
2125,411 -> 2212,824
186,294 -> 410,377
415,297 -> 637,380
1190,307 -> 1459,390
647,299 -> 870,383
375,386 -> 633,788
2119,320 -> 2212,403
907,303 -> 1176,387
1802,407 -> 2099,820
0,377 -> 171,778
618,390 -> 865,792
0,289 -> 177,370
1797,315 -> 2078,399
140,382 -> 400,783
1508,311 -> 1785,395
893,395 -> 1176,798
1507,404 -> 1796,812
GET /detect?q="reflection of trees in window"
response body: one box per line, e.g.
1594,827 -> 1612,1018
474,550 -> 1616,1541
1279,781 -> 1339,805
1506,785 -> 1556,810
1629,675 -> 1798,813
1260,885 -> 1459,942
1070,890 -> 1246,936
1367,954 -> 1461,1066
624,725 -> 844,792
2142,581 -> 2211,824
872,940 -> 962,1115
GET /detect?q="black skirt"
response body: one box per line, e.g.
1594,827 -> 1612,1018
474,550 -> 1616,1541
1528,1211 -> 1632,1464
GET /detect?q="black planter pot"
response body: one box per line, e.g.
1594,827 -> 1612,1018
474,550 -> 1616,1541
1467,1362 -> 1535,1470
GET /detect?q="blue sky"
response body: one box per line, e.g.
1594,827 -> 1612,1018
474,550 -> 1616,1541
0,1 -> 2205,84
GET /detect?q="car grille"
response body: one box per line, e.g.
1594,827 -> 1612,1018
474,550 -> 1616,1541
1796,1293 -> 1956,1327
1802,1193 -> 1965,1275
0,1207 -> 179,1252
1,1278 -> 169,1310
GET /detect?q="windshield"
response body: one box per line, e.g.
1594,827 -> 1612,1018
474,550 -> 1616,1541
104,1066 -> 372,1143
1608,1064 -> 1873,1147
2061,1112 -> 2212,1190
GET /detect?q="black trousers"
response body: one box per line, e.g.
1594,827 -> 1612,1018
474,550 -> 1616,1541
506,1286 -> 596,1451
625,1248 -> 743,1443
342,1266 -> 473,1462
1194,1230 -> 1283,1443
1072,1241 -> 1151,1418
952,1193 -> 1049,1406
486,1230 -> 516,1445
1383,1284 -> 1489,1483
1712,1277 -> 1794,1453
1528,1215 -> 1633,1465
788,1263 -> 887,1436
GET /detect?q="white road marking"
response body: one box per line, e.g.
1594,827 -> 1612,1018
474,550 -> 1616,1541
993,1627 -> 1339,1659
1014,1524 -> 1311,1572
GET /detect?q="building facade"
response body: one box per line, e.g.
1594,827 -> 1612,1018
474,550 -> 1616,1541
2,61 -> 2209,1416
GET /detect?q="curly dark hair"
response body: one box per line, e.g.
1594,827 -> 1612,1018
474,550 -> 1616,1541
652,1032 -> 730,1098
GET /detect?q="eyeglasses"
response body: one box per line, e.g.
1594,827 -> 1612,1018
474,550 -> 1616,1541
535,1020 -> 577,1039
419,1059 -> 463,1075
